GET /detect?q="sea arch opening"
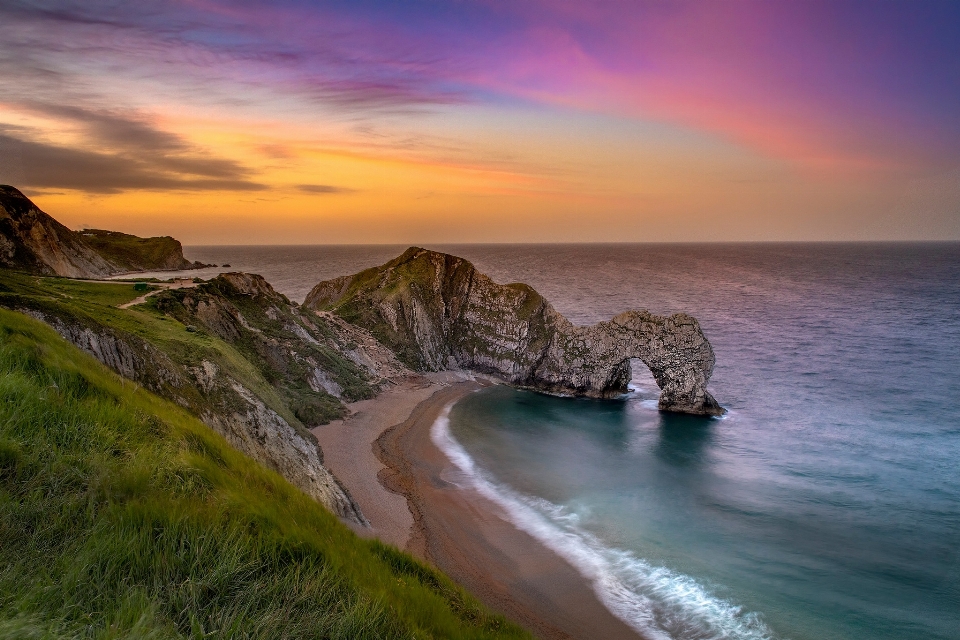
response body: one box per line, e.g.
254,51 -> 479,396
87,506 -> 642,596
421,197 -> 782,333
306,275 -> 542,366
628,357 -> 660,395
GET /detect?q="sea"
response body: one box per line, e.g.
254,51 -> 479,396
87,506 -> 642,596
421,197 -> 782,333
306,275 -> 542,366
138,243 -> 960,640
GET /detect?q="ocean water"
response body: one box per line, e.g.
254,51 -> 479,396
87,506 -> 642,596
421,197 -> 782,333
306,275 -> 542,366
169,243 -> 960,640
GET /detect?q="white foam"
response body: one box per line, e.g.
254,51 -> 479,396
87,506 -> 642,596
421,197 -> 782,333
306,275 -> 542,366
431,405 -> 778,640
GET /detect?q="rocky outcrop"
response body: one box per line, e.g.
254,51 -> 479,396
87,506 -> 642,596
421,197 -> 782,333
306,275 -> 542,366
154,272 -> 409,422
0,185 -> 117,277
209,379 -> 366,524
7,298 -> 366,524
0,185 -> 207,277
306,247 -> 724,415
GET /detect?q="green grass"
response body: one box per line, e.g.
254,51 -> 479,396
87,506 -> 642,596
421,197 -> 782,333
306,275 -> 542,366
151,277 -> 376,421
0,308 -> 529,639
78,230 -> 190,271
0,271 -> 315,436
16,276 -> 154,308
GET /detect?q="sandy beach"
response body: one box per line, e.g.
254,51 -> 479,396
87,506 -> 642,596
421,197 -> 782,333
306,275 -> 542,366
312,374 -> 644,640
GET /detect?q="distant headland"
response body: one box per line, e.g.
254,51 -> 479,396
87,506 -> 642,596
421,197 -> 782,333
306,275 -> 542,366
0,185 -> 210,277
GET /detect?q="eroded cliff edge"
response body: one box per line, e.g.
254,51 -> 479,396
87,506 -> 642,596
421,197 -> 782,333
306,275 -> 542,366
0,185 -> 209,276
0,269 -> 415,524
305,247 -> 724,416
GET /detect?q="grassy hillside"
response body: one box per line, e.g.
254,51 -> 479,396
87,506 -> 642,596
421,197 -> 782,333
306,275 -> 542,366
0,308 -> 529,639
0,271 -> 367,433
78,229 -> 199,271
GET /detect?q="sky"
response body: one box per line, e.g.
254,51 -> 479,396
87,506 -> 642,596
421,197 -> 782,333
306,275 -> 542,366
0,0 -> 959,243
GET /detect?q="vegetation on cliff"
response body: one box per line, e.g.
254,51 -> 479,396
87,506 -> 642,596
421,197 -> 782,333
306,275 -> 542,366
153,273 -> 381,423
78,228 -> 208,272
0,185 -> 116,278
306,247 -> 723,415
0,270 -> 410,520
0,185 -> 207,277
0,308 -> 528,638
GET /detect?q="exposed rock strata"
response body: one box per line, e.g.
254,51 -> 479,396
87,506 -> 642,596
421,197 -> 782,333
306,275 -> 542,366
306,247 -> 723,415
0,185 -> 116,277
9,297 -> 367,524
0,185 -> 207,276
154,272 -> 409,418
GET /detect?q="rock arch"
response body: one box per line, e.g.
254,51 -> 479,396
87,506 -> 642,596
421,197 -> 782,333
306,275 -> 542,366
522,310 -> 724,415
307,247 -> 724,416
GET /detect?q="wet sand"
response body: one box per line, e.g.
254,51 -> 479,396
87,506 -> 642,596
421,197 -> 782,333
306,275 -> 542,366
315,376 -> 644,640
310,373 -> 444,547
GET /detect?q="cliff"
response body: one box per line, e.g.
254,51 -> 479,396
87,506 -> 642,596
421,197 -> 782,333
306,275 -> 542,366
79,228 -> 209,271
306,247 -> 724,415
0,269 -> 413,524
0,308 -> 528,639
0,185 -> 117,277
0,185 -> 208,276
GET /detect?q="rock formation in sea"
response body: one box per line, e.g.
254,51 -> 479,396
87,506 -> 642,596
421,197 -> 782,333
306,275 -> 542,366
0,185 -> 209,277
305,247 -> 724,415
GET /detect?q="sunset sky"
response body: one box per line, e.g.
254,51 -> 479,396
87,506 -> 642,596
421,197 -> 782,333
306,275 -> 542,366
1,1 -> 958,243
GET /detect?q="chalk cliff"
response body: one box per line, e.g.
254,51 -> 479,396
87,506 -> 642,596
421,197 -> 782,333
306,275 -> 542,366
305,247 -> 724,415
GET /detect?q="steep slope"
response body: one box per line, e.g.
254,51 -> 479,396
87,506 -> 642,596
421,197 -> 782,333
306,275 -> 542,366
79,228 -> 210,271
0,270 -> 410,522
306,247 -> 724,415
0,185 -> 208,276
0,185 -> 116,277
0,308 -> 528,639
153,271 -> 410,422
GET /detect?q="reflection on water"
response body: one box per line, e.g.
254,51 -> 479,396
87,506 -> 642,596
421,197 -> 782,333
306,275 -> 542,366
655,413 -> 716,468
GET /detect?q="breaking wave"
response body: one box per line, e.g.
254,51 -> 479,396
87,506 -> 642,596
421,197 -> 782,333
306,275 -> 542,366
431,404 -> 778,640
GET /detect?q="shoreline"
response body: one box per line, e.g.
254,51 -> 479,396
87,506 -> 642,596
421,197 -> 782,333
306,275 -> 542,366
314,374 -> 645,640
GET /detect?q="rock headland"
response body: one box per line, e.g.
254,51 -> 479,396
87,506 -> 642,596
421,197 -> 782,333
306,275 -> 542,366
0,185 -> 208,277
306,247 -> 724,415
78,228 -> 208,272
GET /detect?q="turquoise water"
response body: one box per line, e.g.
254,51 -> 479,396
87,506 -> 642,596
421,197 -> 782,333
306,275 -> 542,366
168,243 -> 960,639
438,244 -> 960,640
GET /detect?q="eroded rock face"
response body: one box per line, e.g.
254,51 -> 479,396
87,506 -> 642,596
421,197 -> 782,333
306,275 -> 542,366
208,381 -> 366,524
0,185 -> 117,277
306,247 -> 724,415
0,185 -> 208,277
15,306 -> 367,524
154,273 -> 409,420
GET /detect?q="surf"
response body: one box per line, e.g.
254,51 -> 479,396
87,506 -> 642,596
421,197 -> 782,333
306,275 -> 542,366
431,403 -> 778,640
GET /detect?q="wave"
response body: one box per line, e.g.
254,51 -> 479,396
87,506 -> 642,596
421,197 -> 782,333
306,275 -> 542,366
431,404 -> 778,640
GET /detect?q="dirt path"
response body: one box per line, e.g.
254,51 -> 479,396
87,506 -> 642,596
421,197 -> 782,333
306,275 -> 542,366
108,278 -> 198,309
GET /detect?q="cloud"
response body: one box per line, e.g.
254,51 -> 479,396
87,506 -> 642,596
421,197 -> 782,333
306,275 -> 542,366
0,130 -> 264,194
296,184 -> 354,194
23,102 -> 189,154
303,78 -> 465,111
0,100 -> 265,193
0,1 -> 473,115
3,0 -> 958,175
